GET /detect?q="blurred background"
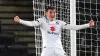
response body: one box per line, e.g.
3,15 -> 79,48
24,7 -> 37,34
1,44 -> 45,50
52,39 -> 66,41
0,0 -> 35,56
0,0 -> 100,56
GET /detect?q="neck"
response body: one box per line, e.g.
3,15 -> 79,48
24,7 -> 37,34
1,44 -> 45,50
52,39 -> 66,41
47,17 -> 54,21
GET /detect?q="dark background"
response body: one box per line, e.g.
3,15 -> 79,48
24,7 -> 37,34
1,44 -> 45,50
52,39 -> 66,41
76,0 -> 100,56
0,0 -> 35,56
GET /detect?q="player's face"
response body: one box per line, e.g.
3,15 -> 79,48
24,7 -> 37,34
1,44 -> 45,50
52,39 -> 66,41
46,9 -> 56,20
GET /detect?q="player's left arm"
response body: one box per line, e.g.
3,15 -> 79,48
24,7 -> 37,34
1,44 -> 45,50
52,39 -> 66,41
63,19 -> 95,30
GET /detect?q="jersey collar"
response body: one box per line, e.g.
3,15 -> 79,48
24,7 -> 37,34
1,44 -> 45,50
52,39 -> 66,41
45,16 -> 56,21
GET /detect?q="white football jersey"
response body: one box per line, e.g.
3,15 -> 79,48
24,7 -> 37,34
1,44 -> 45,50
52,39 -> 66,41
19,17 -> 89,48
37,17 -> 66,48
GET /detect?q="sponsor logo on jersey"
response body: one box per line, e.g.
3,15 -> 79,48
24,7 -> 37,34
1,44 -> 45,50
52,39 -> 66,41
50,26 -> 55,32
47,26 -> 59,35
47,31 -> 59,35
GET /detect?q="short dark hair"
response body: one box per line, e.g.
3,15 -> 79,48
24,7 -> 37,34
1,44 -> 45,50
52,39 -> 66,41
45,6 -> 55,12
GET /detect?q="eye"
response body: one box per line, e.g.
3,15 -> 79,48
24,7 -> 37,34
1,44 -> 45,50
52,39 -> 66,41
49,11 -> 53,13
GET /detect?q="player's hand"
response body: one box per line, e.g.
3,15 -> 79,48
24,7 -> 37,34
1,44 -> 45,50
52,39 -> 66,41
14,16 -> 20,23
89,19 -> 95,27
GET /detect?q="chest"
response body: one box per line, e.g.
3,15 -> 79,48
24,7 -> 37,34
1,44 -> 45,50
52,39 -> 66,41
42,21 -> 61,32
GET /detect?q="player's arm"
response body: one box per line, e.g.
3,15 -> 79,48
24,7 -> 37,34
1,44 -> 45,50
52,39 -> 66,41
14,16 -> 41,27
62,19 -> 95,30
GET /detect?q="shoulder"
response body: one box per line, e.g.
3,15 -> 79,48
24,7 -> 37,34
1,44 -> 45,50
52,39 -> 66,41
37,17 -> 46,22
56,20 -> 67,25
37,17 -> 44,20
56,20 -> 65,23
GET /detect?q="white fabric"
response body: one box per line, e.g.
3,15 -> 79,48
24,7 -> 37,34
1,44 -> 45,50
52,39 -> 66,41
41,47 -> 67,56
19,17 -> 89,56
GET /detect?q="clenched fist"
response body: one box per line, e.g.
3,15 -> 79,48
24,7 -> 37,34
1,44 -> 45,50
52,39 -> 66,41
89,19 -> 95,27
14,16 -> 20,23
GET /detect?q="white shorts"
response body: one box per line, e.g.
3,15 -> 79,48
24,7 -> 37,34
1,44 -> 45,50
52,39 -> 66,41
41,47 -> 67,56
